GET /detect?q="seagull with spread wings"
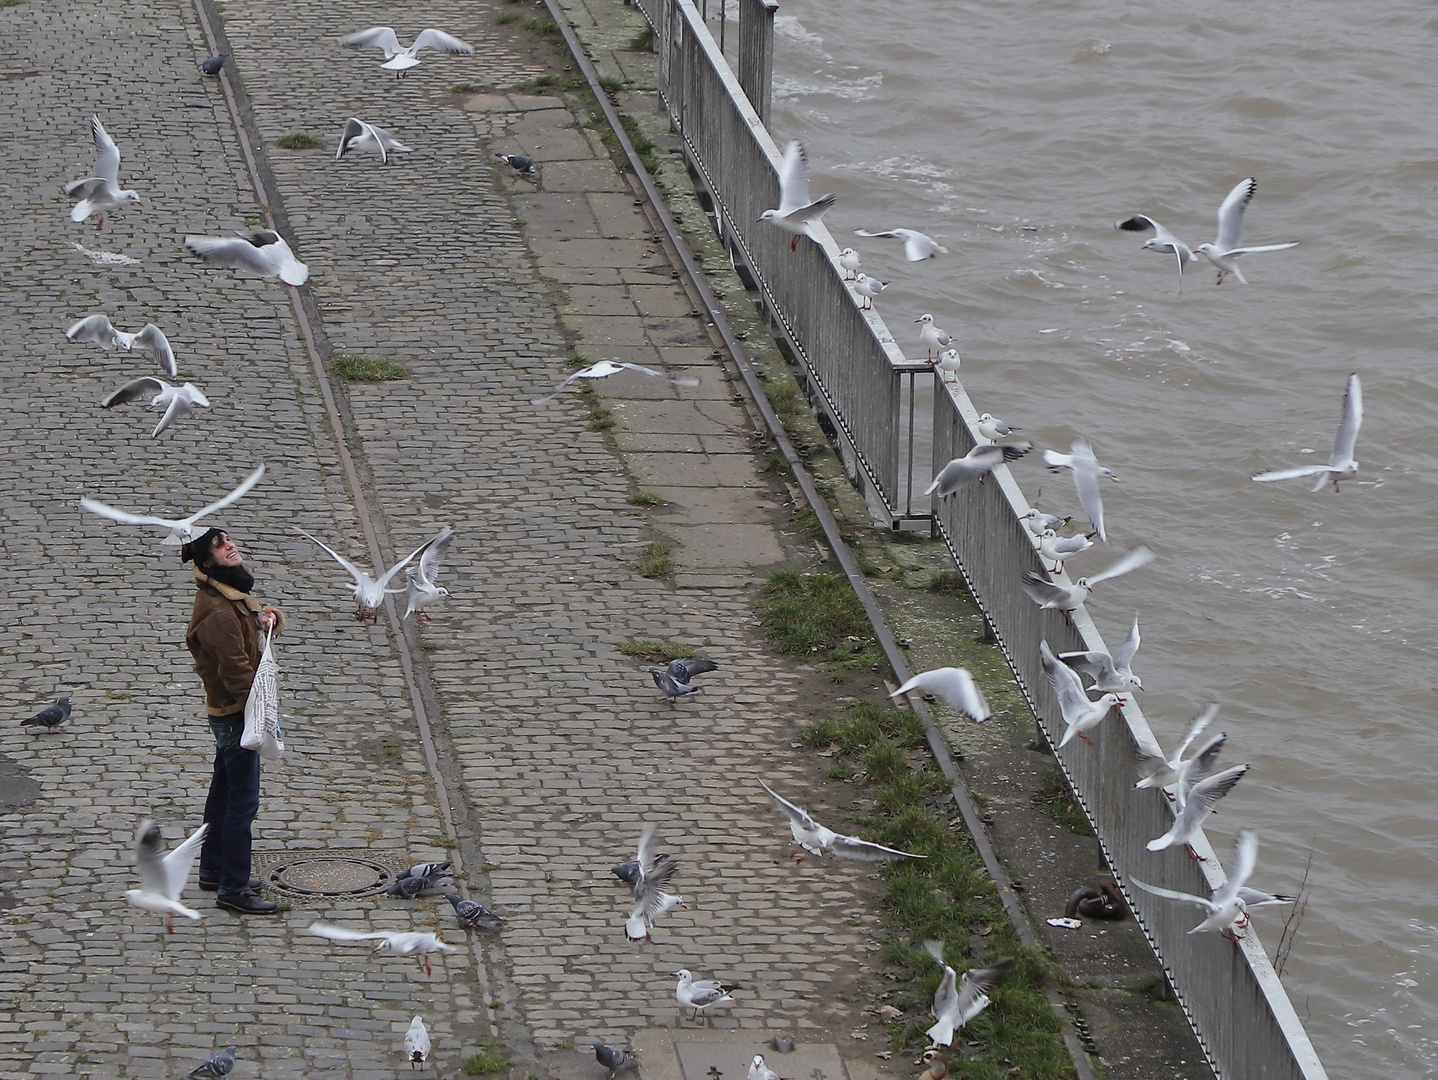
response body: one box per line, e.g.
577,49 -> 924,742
923,940 -> 1012,1047
403,526 -> 454,620
65,116 -> 142,228
101,377 -> 210,438
124,819 -> 208,933
889,666 -> 989,722
759,780 -> 926,862
308,921 -> 457,974
340,26 -> 474,78
759,141 -> 836,250
1039,640 -> 1123,748
80,463 -> 266,545
66,314 -> 176,377
1253,373 -> 1362,492
854,227 -> 948,262
624,823 -> 683,941
298,529 -> 436,621
185,230 -> 309,285
1130,830 -> 1262,939
336,118 -> 412,164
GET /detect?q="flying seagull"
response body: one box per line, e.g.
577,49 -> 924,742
1039,640 -> 1123,748
889,667 -> 989,722
340,26 -> 474,77
925,443 -> 1031,500
1114,214 -> 1196,295
1043,439 -> 1120,542
1193,177 -> 1299,284
532,360 -> 698,405
1059,615 -> 1142,692
1021,546 -> 1154,613
648,657 -> 718,704
307,921 -> 457,974
403,525 -> 454,620
80,462 -> 267,545
759,140 -> 835,251
336,118 -> 412,164
1253,373 -> 1362,492
854,228 -> 948,262
759,780 -> 926,861
1130,830 -> 1261,938
65,115 -> 142,229
923,940 -> 1012,1047
623,823 -> 683,941
101,377 -> 210,438
21,697 -> 71,732
1146,745 -> 1249,857
674,969 -> 740,1023
1133,705 -> 1220,791
65,315 -> 176,377
185,231 -> 309,285
124,819 -> 208,933
297,529 -> 436,621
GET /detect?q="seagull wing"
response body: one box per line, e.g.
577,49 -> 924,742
1251,464 -> 1331,483
1021,570 -> 1069,607
1330,373 -> 1362,468
374,537 -> 429,591
829,833 -> 925,860
101,377 -> 167,408
1112,616 -> 1142,671
1057,649 -> 1115,683
1224,242 -> 1299,256
337,118 -> 369,159
412,28 -> 474,54
890,667 -> 989,722
413,527 -> 454,587
1177,732 -> 1227,806
1212,830 -> 1258,906
367,122 -> 411,156
1213,177 -> 1256,251
955,958 -> 1014,1016
1171,704 -> 1220,761
614,362 -> 699,386
157,824 -> 208,899
530,369 -> 594,405
186,235 -> 285,276
132,820 -> 168,895
775,140 -> 810,215
1128,877 -> 1217,912
184,463 -> 267,527
89,115 -> 121,184
151,395 -> 187,438
79,497 -> 183,532
1041,640 -> 1092,726
340,26 -> 402,56
1085,546 -> 1154,587
298,530 -> 375,592
131,325 -> 176,377
758,779 -> 822,835
66,313 -> 120,348
307,921 -> 391,942
1174,763 -> 1249,839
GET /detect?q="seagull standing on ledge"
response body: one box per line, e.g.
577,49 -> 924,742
340,26 -> 474,78
759,140 -> 835,251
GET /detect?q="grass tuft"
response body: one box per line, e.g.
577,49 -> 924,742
628,25 -> 654,51
1035,769 -> 1093,836
617,115 -> 659,173
462,1041 -> 512,1076
616,638 -> 695,661
925,571 -> 970,597
276,132 -> 324,149
757,570 -> 875,669
452,83 -> 479,93
630,490 -> 663,507
331,354 -> 408,382
633,540 -> 674,578
523,16 -> 559,34
495,11 -> 522,23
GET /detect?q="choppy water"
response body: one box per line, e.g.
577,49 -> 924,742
719,0 -> 1438,1075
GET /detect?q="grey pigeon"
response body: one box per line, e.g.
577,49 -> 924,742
395,860 -> 451,881
201,55 -> 227,76
187,1046 -> 237,1079
495,152 -> 536,178
611,851 -> 670,884
387,866 -> 451,898
647,657 -> 718,704
21,697 -> 70,731
593,1042 -> 635,1079
445,893 -> 503,931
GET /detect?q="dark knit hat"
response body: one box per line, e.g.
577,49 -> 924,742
180,527 -> 226,564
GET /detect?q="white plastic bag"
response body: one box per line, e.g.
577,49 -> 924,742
241,624 -> 284,760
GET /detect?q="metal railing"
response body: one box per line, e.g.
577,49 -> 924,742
629,0 -> 1330,1076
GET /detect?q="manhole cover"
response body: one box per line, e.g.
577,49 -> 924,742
259,854 -> 396,898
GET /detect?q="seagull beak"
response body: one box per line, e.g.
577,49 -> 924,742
1108,474 -> 1123,483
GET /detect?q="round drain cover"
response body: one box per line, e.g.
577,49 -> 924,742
268,856 -> 393,897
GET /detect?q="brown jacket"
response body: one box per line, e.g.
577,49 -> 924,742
185,568 -> 286,716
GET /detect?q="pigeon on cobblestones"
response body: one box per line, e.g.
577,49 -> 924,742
611,851 -> 670,884
445,893 -> 503,931
532,360 -> 699,405
340,26 -> 475,78
101,377 -> 210,438
65,115 -> 142,229
81,462 -> 266,545
624,823 -> 682,940
593,1042 -> 635,1079
186,1045 -> 237,1079
307,921 -> 457,974
759,780 -> 925,861
200,55 -> 227,76
337,118 -> 412,165
759,140 -> 835,251
20,697 -> 70,732
298,529 -> 434,621
66,314 -> 177,377
496,153 -> 537,179
674,969 -> 740,1023
396,861 -> 452,881
403,526 -> 453,620
404,1016 -> 430,1069
647,657 -> 718,704
185,230 -> 309,286
387,863 -> 452,897
124,819 -> 208,933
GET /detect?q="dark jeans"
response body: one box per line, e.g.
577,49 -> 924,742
198,712 -> 260,896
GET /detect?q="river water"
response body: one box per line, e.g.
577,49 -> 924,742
709,0 -> 1438,1075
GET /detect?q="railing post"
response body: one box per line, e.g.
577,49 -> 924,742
737,0 -> 778,125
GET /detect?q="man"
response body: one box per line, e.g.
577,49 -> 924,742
181,528 -> 284,915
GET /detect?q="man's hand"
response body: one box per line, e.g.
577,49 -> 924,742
258,608 -> 277,631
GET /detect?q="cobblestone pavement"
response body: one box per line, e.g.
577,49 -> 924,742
0,1 -> 911,1078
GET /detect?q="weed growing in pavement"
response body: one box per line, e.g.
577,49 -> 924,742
630,489 -> 663,506
276,132 -> 324,149
462,1041 -> 512,1076
495,11 -> 521,23
331,354 -> 408,382
632,540 -> 674,578
757,570 -> 877,670
452,83 -> 478,93
802,703 -> 1071,1076
616,638 -> 695,661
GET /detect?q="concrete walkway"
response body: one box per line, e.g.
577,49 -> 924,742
0,3 -> 912,1080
